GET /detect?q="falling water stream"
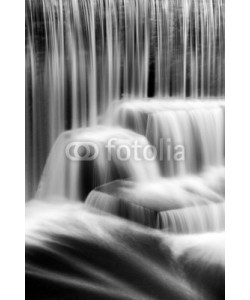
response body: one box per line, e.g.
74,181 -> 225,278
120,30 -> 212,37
26,1 -> 225,297
26,0 -> 224,199
26,0 -> 225,235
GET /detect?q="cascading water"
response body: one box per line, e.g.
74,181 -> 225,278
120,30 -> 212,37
25,0 -> 225,236
26,0 -> 224,199
26,200 -> 225,299
36,126 -> 161,201
86,163 -> 225,231
110,100 -> 225,176
26,0 -> 225,298
34,100 -> 225,235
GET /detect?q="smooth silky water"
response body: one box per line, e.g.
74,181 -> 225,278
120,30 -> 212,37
26,0 -> 224,199
26,0 -> 225,299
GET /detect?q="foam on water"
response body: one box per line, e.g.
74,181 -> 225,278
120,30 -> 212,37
26,200 -> 224,299
86,166 -> 224,231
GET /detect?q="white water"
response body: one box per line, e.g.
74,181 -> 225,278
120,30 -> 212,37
110,100 -> 225,176
159,202 -> 224,233
86,165 -> 224,231
26,0 -> 225,199
36,126 -> 160,201
26,200 -> 225,299
26,0 -> 225,297
34,100 -> 225,234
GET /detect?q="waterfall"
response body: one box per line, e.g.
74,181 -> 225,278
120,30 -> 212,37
26,200 -> 225,299
36,126 -> 161,201
26,1 -> 225,297
159,202 -> 225,232
86,166 -> 224,231
26,0 -> 225,199
35,100 -> 224,202
146,104 -> 225,175
110,100 -> 225,176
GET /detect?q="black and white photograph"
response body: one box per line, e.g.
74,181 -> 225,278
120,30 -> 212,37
3,0 -> 250,296
24,0 -> 227,299
0,0 -> 248,298
0,0 -> 245,298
